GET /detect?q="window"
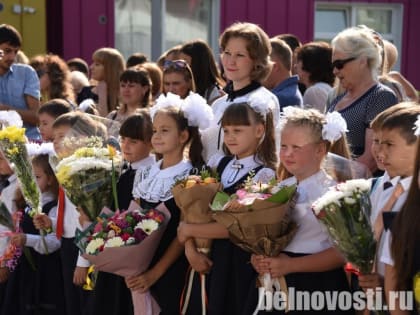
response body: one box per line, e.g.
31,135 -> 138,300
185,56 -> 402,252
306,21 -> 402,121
315,3 -> 403,70
115,0 -> 220,61
115,0 -> 152,61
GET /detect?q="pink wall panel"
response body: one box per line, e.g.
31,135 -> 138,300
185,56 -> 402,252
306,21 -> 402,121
61,0 -> 114,63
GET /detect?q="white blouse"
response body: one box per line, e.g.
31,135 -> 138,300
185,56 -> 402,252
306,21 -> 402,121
208,155 -> 275,189
280,170 -> 336,254
132,159 -> 192,203
25,191 -> 61,254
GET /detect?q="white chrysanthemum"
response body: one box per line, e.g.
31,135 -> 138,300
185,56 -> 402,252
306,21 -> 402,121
312,189 -> 344,215
322,112 -> 348,142
337,179 -> 371,193
0,110 -> 23,128
414,114 -> 420,137
86,238 -> 105,254
104,236 -> 125,248
56,156 -> 114,177
150,92 -> 183,120
181,92 -> 214,130
135,219 -> 159,235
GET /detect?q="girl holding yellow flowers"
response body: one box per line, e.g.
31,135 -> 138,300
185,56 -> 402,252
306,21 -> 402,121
381,115 -> 420,315
1,153 -> 65,315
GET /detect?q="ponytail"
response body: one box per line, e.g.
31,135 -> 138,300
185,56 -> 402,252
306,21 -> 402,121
188,126 -> 205,168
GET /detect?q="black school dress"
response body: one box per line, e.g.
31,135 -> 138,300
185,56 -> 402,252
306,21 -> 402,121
92,166 -> 137,315
1,201 -> 65,315
132,159 -> 192,315
206,156 -> 266,315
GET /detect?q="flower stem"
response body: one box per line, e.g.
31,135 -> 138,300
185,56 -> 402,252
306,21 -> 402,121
111,160 -> 119,211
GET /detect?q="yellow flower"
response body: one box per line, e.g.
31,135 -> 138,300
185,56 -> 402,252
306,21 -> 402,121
414,272 -> 420,305
74,147 -> 95,158
0,126 -> 26,143
107,145 -> 116,159
6,147 -> 19,155
56,165 -> 71,186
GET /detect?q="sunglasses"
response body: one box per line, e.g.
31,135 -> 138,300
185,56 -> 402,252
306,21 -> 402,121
163,59 -> 188,70
332,57 -> 356,70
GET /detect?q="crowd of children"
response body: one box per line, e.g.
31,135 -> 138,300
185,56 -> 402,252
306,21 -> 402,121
0,20 -> 419,315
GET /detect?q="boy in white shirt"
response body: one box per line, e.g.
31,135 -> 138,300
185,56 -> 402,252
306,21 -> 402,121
359,103 -> 420,293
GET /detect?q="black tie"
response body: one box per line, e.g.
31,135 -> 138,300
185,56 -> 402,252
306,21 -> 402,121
383,181 -> 393,190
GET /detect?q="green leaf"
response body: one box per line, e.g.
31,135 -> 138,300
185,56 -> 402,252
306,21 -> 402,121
266,184 -> 296,204
210,191 -> 231,211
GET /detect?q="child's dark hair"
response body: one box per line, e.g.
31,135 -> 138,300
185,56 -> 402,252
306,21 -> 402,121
52,111 -> 107,138
38,99 -> 72,119
154,107 -> 205,168
378,102 -> 420,145
221,102 -> 277,170
119,109 -> 153,142
370,102 -> 419,132
32,154 -> 59,198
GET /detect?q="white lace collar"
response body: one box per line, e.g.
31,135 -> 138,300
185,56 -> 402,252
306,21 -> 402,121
132,159 -> 192,203
220,155 -> 275,188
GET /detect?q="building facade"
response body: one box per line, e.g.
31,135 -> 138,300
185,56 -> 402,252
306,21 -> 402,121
0,0 -> 418,88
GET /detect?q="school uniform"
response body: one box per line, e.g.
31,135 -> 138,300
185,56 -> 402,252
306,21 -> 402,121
0,174 -> 17,306
205,155 -> 276,315
380,180 -> 419,315
1,192 -> 65,315
59,195 -> 93,315
371,176 -> 411,276
256,170 -> 354,315
92,155 -> 155,315
132,159 -> 192,315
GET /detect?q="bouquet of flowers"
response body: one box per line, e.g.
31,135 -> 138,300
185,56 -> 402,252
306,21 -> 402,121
172,169 -> 221,315
172,168 -> 221,255
211,180 -> 297,312
75,201 -> 171,315
0,202 -> 23,271
55,145 -> 122,221
0,112 -> 49,252
312,179 -> 376,274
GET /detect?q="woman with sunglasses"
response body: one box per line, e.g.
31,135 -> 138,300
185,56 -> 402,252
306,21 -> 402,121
162,59 -> 195,99
201,22 -> 280,162
326,27 -> 398,173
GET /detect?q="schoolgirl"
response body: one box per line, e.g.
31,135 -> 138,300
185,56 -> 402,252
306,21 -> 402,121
177,96 -> 277,314
128,92 -> 213,314
92,110 -> 155,315
1,153 -> 65,315
252,107 -> 354,314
